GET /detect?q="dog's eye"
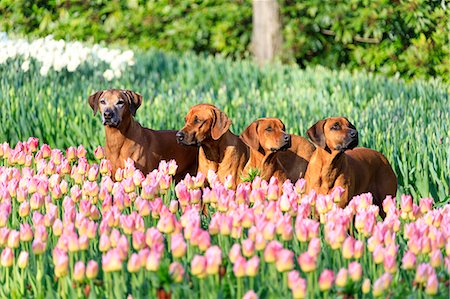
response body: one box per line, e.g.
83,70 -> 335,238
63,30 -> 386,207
265,127 -> 272,132
100,99 -> 106,105
117,100 -> 125,106
194,117 -> 201,124
331,122 -> 340,130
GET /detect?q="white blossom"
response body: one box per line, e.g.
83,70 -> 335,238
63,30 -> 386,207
0,32 -> 135,79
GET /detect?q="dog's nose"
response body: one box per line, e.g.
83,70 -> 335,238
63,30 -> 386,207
283,134 -> 290,142
176,131 -> 185,142
104,111 -> 112,119
349,129 -> 358,138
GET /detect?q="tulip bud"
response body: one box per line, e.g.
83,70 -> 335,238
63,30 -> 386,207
17,251 -> 29,269
348,261 -> 362,282
362,278 -> 371,294
335,268 -> 348,288
86,260 -> 99,279
318,269 -> 334,292
0,248 -> 13,267
169,261 -> 184,283
73,261 -> 86,281
191,254 -> 207,278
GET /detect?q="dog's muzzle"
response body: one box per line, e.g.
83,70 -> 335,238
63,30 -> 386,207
102,110 -> 119,127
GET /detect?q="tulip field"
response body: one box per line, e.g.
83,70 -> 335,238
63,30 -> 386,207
0,140 -> 449,298
1,34 -> 450,298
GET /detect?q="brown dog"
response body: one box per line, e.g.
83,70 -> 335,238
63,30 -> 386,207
304,117 -> 397,215
240,118 -> 314,182
176,104 -> 249,189
88,89 -> 198,181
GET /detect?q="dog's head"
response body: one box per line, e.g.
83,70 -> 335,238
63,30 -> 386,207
240,118 -> 291,155
88,89 -> 142,128
176,104 -> 232,146
306,117 -> 358,153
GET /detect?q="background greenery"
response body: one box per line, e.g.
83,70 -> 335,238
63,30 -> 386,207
1,0 -> 449,81
1,48 -> 449,204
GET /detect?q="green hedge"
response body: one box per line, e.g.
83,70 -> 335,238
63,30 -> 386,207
1,0 -> 448,81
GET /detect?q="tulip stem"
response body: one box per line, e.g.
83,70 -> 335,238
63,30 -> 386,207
237,277 -> 243,299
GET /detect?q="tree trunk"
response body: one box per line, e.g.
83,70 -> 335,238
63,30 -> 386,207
251,0 -> 282,66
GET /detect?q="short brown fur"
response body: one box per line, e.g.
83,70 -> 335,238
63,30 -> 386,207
304,117 -> 397,216
240,118 -> 314,182
177,104 -> 249,189
88,89 -> 198,181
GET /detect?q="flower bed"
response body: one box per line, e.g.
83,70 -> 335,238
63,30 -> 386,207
0,138 -> 449,298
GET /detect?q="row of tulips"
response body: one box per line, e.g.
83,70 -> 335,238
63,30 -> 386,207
0,138 -> 449,298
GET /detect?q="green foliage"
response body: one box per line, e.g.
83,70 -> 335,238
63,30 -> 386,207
280,0 -> 450,81
1,0 -> 449,81
0,0 -> 252,57
0,47 -> 449,203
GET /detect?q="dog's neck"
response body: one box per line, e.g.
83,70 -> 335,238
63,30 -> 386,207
308,147 -> 347,188
104,116 -> 138,154
200,131 -> 247,163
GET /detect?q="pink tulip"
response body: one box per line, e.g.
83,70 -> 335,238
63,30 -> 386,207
205,246 -> 222,275
263,222 -> 276,241
66,146 -> 77,161
32,239 -> 46,255
99,159 -> 112,176
17,251 -> 29,269
27,137 -> 39,153
267,183 -> 279,201
402,251 -> 416,270
86,260 -> 99,279
171,233 -> 187,258
307,238 -> 321,257
335,268 -> 348,288
242,290 -> 258,299
169,261 -> 184,283
127,253 -> 141,273
233,256 -> 247,278
73,261 -> 86,281
318,269 -> 334,291
145,228 -> 164,247
0,247 -> 13,267
298,251 -> 316,273
430,249 -> 443,268
400,194 -> 413,213
384,255 -> 397,274
372,276 -> 384,297
348,261 -> 363,282
246,255 -> 260,277
425,273 -> 439,295
264,240 -> 283,263
373,245 -> 384,264
229,243 -> 242,263
146,250 -> 162,271
275,249 -> 294,272
19,223 -> 33,242
53,248 -> 69,277
242,239 -> 255,257
102,249 -> 123,272
41,144 -> 51,159
342,237 -> 355,259
7,229 -> 19,248
191,254 -> 207,278
291,277 -> 307,299
415,263 -> 433,284
94,146 -> 105,160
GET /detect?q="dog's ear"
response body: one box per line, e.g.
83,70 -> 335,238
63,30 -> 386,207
345,117 -> 357,130
277,119 -> 286,132
307,119 -> 327,149
240,120 -> 260,150
210,108 -> 232,140
122,90 -> 143,116
88,91 -> 104,116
